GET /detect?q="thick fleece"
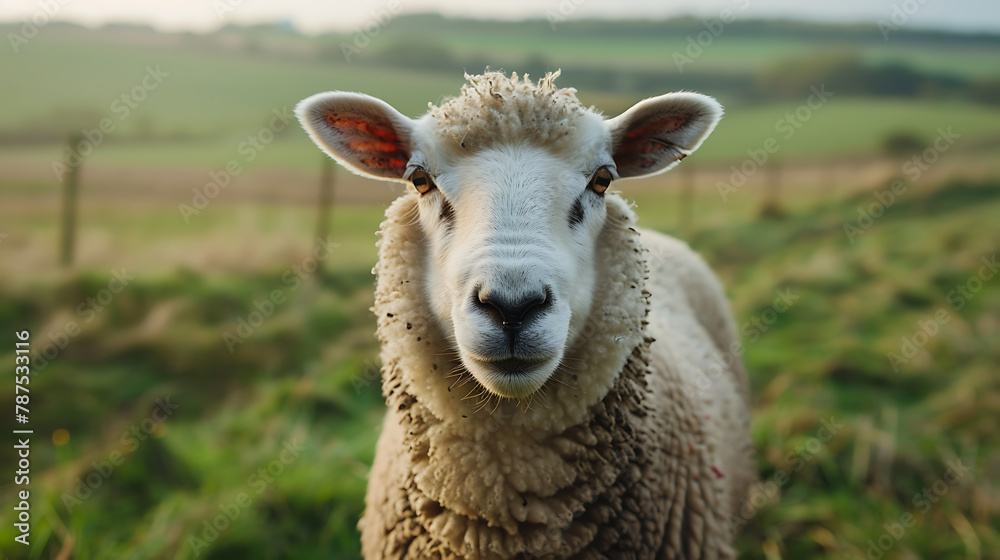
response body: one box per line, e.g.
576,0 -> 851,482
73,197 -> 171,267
361,193 -> 753,559
426,71 -> 591,154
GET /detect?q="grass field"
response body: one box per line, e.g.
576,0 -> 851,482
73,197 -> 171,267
1,16 -> 999,560
5,97 -> 1000,172
2,174 -> 998,559
3,19 -> 999,184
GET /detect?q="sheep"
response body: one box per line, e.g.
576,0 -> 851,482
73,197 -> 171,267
296,71 -> 754,559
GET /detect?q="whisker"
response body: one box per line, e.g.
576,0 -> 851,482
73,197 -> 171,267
549,375 -> 577,390
476,393 -> 499,414
462,388 -> 485,401
473,398 -> 490,414
454,376 -> 475,389
532,387 -> 551,410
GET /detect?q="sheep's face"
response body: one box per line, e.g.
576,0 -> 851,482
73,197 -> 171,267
410,141 -> 609,400
297,73 -> 722,400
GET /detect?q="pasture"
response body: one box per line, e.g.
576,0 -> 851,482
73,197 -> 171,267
1,16 -> 998,559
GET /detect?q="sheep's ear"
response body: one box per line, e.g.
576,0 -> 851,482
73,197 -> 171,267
605,93 -> 722,179
296,92 -> 413,181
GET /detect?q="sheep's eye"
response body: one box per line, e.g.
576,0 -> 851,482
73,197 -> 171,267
588,167 -> 613,195
410,169 -> 436,195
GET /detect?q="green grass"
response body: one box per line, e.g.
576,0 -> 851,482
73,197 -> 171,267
3,22 -> 1000,183
367,17 -> 1000,78
2,34 -> 453,135
4,96 -> 999,174
699,98 -> 1000,163
0,263 -> 383,559
2,17 -> 1000,560
4,22 -> 1000,150
867,43 -> 1000,78
1,175 -> 998,558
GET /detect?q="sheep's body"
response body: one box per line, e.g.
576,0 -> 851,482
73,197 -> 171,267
295,71 -> 753,559
362,194 -> 753,559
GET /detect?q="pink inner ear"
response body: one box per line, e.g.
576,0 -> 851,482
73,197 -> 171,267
623,115 -> 689,140
325,112 -> 409,173
615,115 -> 690,170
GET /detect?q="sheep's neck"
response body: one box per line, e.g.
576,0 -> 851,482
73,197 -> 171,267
379,334 -> 665,558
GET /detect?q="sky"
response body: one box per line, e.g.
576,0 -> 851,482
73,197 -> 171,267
1,0 -> 998,34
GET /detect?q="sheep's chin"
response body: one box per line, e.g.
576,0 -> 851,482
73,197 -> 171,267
463,356 -> 560,399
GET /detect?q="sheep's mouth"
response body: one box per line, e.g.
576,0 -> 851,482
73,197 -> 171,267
463,354 -> 559,399
482,357 -> 549,375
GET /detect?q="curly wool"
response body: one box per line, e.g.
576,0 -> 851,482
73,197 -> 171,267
361,194 -> 752,559
426,71 -> 592,153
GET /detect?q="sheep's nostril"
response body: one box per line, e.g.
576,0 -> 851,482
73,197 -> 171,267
474,286 -> 552,331
501,320 -> 523,331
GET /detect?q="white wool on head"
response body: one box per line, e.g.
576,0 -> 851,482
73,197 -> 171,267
426,71 -> 595,153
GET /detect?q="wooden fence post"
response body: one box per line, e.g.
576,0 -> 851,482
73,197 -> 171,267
59,133 -> 83,267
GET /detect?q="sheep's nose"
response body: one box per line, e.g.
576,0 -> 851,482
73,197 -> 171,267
474,287 -> 551,331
